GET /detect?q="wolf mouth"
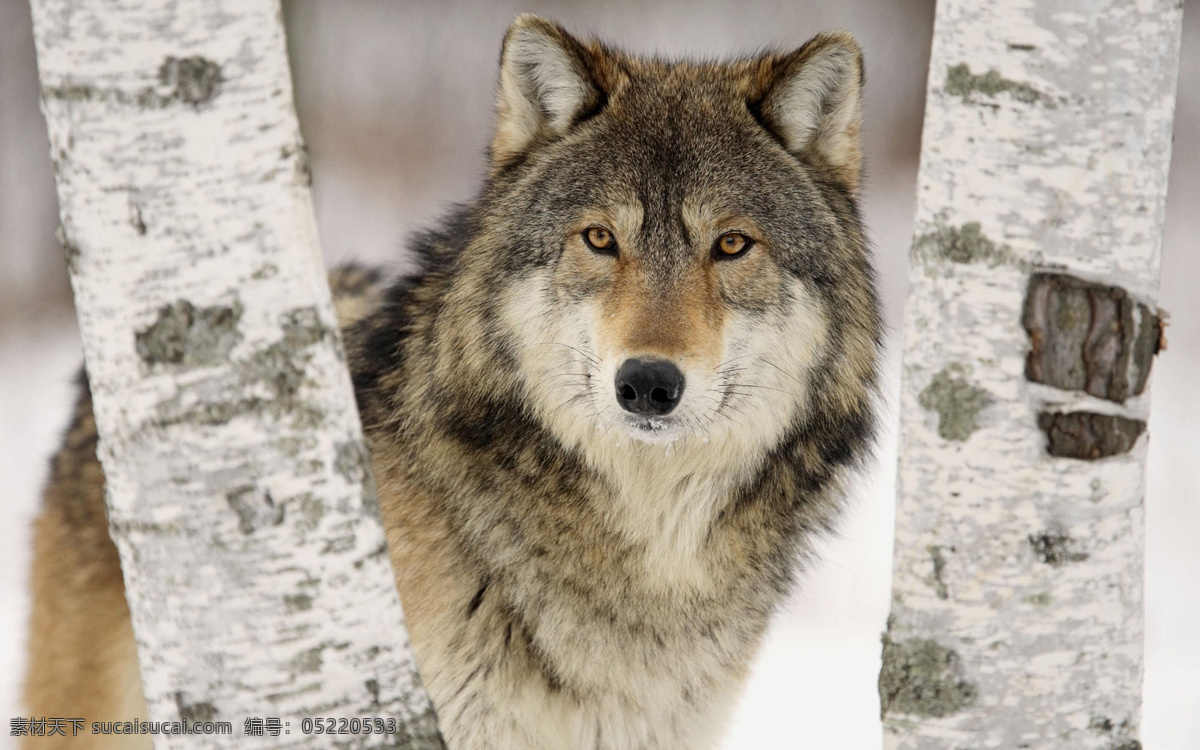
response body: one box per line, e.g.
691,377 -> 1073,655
632,417 -> 672,432
618,414 -> 688,444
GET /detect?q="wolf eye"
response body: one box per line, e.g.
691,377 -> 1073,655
714,232 -> 753,259
583,226 -> 618,255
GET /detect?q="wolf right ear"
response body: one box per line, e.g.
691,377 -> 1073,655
492,15 -> 606,169
754,32 -> 865,194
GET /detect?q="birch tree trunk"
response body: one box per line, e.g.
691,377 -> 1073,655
881,1 -> 1183,747
30,1 -> 442,746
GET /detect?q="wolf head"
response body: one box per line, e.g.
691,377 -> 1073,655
426,15 -> 879,482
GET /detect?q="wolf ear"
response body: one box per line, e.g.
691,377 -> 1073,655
755,32 -> 865,193
492,15 -> 605,168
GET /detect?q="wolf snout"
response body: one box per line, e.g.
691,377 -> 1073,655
614,359 -> 685,416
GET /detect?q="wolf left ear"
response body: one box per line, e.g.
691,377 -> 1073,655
754,32 -> 865,193
492,15 -> 605,169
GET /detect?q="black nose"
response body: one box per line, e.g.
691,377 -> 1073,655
615,359 -> 685,416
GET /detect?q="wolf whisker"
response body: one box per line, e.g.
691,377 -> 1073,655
741,354 -> 809,390
521,340 -> 601,368
725,382 -> 803,400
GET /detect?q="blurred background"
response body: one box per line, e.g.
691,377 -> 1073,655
1,0 -> 1196,747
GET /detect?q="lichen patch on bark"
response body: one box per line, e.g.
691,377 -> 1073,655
945,63 -> 1053,106
136,299 -> 243,368
44,57 -> 224,110
293,494 -> 327,534
912,221 -> 1017,267
335,440 -> 370,483
174,692 -> 219,722
879,636 -> 978,718
281,305 -> 328,348
151,312 -> 334,429
1028,528 -> 1089,567
1088,715 -> 1142,750
283,593 -> 313,613
385,708 -> 446,750
227,485 -> 285,534
128,199 -> 147,235
281,143 -> 313,187
158,56 -> 223,106
918,364 -> 992,441
291,645 -> 325,675
927,545 -> 950,600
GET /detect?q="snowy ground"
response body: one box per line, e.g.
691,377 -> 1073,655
1,313 -> 83,746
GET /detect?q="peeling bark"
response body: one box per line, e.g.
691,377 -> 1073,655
883,0 -> 1183,747
1023,273 -> 1163,402
1038,411 -> 1147,460
29,1 -> 442,747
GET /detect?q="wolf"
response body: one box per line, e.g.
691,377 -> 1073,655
24,14 -> 881,750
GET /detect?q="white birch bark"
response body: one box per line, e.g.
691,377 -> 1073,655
29,1 -> 442,746
881,1 -> 1183,748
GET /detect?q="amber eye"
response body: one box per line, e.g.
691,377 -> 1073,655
715,232 -> 753,259
583,226 -> 617,255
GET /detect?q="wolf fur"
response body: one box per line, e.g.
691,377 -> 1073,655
24,15 -> 881,750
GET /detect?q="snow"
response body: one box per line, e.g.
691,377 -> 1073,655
0,314 -> 82,742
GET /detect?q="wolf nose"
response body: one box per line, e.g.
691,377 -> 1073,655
615,359 -> 685,416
